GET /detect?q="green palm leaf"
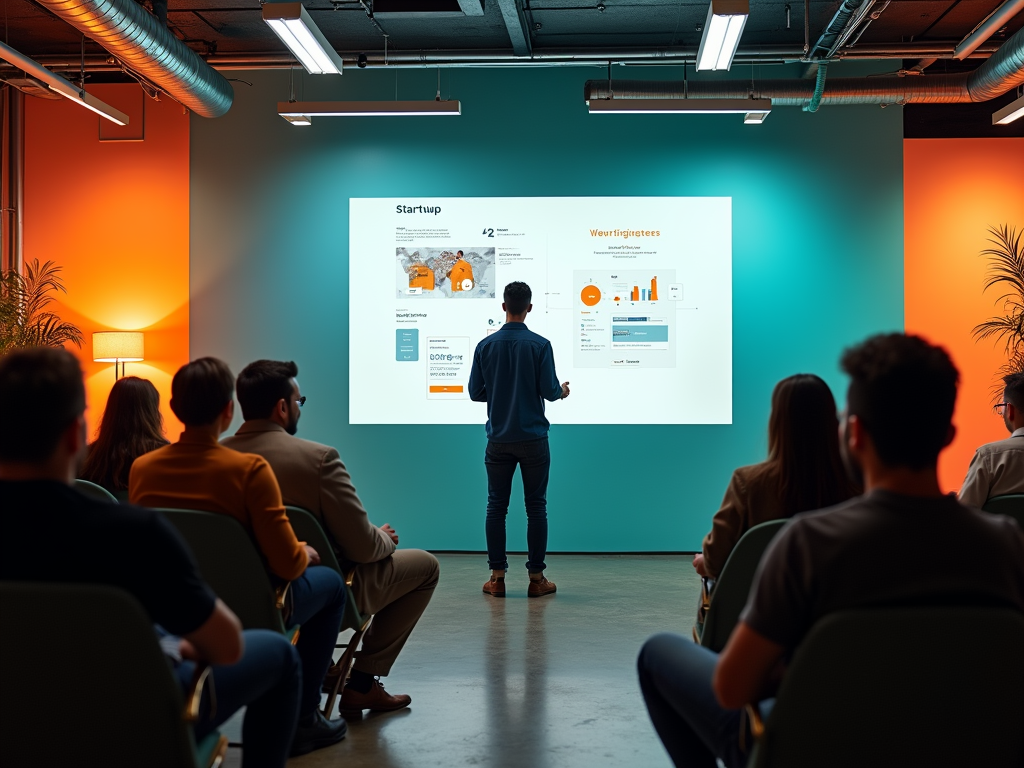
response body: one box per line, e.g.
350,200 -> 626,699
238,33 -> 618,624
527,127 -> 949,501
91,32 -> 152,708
972,225 -> 1024,355
0,259 -> 83,354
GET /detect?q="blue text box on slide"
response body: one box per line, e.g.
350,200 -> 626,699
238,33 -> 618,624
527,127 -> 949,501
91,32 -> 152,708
612,325 -> 669,342
396,329 -> 418,361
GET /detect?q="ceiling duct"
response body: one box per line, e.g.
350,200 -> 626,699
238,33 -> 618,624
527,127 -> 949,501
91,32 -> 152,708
584,24 -> 1024,107
36,0 -> 233,118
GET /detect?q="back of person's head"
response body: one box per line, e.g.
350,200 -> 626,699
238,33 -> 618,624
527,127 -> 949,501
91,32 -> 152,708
236,360 -> 299,421
79,376 -> 167,490
768,373 -> 858,513
1003,372 -> 1024,410
170,357 -> 235,427
504,281 -> 532,316
841,333 -> 959,470
0,347 -> 85,462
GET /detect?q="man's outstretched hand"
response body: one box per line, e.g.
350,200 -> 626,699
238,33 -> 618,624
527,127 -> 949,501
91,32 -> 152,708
382,524 -> 399,545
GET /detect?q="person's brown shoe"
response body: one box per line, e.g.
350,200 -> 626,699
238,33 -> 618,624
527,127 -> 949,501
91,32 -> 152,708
528,576 -> 556,597
482,577 -> 506,597
338,678 -> 411,716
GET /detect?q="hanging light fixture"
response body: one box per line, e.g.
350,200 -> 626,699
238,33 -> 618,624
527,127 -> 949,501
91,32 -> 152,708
278,100 -> 461,122
263,3 -> 344,75
588,97 -> 771,122
696,0 -> 750,71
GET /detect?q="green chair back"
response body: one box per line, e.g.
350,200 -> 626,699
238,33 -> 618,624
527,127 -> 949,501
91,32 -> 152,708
284,505 -> 368,631
983,494 -> 1024,529
0,582 -> 204,768
159,509 -> 286,634
700,519 -> 787,653
750,607 -> 1024,768
74,478 -> 119,503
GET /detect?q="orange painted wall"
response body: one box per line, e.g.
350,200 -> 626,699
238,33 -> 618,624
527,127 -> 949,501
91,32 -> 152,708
24,84 -> 190,440
905,138 -> 1024,493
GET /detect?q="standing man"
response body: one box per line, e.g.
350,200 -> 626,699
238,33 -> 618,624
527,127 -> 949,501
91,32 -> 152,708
959,371 -> 1024,507
469,281 -> 570,598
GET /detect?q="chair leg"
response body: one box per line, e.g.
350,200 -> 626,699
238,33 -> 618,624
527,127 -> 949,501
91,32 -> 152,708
322,616 -> 373,717
207,734 -> 229,768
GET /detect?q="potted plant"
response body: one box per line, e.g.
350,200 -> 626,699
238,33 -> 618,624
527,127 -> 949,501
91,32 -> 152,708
0,259 -> 83,354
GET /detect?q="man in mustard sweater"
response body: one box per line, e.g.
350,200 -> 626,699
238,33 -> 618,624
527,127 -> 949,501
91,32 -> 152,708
130,358 -> 347,756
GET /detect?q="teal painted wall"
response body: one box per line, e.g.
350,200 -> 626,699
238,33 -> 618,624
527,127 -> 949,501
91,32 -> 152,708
189,66 -> 904,554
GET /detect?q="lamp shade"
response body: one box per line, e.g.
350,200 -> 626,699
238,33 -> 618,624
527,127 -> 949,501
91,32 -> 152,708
93,332 -> 144,362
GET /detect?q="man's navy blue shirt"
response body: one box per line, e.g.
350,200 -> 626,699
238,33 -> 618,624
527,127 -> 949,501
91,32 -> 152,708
468,322 -> 563,443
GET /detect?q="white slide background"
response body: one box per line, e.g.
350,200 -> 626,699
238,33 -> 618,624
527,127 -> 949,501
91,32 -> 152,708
349,197 -> 732,425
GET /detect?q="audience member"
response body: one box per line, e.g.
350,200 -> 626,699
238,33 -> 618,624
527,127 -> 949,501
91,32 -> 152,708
638,333 -> 1024,768
0,348 -> 301,768
959,371 -> 1024,508
129,357 -> 347,755
694,373 -> 857,580
79,376 -> 169,497
224,359 -> 438,715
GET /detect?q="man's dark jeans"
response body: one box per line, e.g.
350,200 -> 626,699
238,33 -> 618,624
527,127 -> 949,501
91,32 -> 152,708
286,565 -> 347,719
485,437 -> 550,573
176,629 -> 301,768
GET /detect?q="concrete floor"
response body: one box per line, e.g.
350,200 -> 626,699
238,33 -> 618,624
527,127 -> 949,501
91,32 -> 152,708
223,553 -> 698,768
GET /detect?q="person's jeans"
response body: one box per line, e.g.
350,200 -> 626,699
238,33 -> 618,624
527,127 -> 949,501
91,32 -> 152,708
286,565 -> 347,718
176,629 -> 301,768
637,632 -> 773,768
484,437 -> 550,572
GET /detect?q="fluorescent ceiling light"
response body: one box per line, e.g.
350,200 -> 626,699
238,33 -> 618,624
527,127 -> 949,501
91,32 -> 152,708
278,101 -> 462,121
589,98 -> 771,118
744,110 -> 770,124
993,92 -> 1024,125
47,80 -> 130,126
696,0 -> 749,71
0,40 -> 129,125
263,3 -> 343,75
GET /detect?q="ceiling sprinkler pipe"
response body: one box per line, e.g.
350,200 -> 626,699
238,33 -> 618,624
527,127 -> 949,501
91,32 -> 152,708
954,0 -> 1024,60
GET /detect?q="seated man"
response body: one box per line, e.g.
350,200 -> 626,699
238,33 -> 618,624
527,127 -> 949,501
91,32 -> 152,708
959,371 -> 1024,508
223,359 -> 440,715
130,357 -> 347,754
0,348 -> 301,768
638,333 -> 1024,768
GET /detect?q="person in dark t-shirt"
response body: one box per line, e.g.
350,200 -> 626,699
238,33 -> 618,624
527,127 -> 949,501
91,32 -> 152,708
0,348 -> 302,768
637,334 -> 1024,768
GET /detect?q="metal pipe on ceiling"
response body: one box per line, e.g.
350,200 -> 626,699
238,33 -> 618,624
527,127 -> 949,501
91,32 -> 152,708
34,0 -> 233,117
582,23 -> 1024,106
1,87 -> 24,275
954,0 -> 1024,60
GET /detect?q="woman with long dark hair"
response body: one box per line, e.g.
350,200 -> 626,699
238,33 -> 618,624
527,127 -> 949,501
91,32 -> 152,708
693,373 -> 858,580
79,376 -> 169,495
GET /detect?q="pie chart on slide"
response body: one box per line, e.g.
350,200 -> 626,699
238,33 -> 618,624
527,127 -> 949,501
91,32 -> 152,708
581,285 -> 601,307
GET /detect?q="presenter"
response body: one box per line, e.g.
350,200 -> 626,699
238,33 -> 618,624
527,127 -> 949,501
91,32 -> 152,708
469,281 -> 570,598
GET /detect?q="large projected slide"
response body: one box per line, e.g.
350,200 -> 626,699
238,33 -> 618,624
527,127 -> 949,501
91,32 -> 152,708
349,197 -> 732,425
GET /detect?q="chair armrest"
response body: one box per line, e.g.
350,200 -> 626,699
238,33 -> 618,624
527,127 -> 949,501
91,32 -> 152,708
700,577 -> 712,610
184,662 -> 215,722
275,581 -> 291,611
344,567 -> 357,588
746,702 -> 765,739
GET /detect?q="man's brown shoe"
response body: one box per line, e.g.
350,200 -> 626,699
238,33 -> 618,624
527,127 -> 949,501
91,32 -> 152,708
482,578 -> 506,597
338,679 -> 411,716
528,577 -> 556,597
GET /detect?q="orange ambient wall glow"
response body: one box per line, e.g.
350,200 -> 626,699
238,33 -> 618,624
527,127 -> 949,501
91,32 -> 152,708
904,137 -> 1024,493
24,84 -> 190,440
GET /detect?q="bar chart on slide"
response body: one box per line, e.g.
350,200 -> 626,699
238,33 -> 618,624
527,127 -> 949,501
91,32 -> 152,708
629,276 -> 660,302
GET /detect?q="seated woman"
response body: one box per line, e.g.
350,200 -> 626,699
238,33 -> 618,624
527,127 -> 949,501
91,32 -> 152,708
694,373 -> 857,581
79,376 -> 169,498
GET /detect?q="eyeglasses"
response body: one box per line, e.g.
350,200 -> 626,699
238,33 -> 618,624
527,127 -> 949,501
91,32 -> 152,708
296,396 -> 307,408
994,402 -> 1010,415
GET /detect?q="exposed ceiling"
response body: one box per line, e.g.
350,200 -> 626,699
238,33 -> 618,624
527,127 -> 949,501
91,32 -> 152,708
5,0 -> 1024,72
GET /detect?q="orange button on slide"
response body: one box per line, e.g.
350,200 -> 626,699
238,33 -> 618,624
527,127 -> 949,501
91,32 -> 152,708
429,385 -> 464,393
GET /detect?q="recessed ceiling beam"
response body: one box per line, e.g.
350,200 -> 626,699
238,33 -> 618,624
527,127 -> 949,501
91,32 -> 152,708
496,0 -> 531,55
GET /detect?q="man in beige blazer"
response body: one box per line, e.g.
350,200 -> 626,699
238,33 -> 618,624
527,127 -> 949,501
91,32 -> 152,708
223,360 -> 439,717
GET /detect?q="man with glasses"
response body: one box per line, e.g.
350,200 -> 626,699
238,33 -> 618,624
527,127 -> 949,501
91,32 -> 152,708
224,360 -> 438,717
960,372 -> 1024,508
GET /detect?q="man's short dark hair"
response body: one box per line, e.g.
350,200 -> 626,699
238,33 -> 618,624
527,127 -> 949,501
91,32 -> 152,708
0,347 -> 86,461
236,360 -> 299,421
841,333 -> 959,470
170,357 -> 235,427
1003,372 -> 1024,410
504,281 -> 532,316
